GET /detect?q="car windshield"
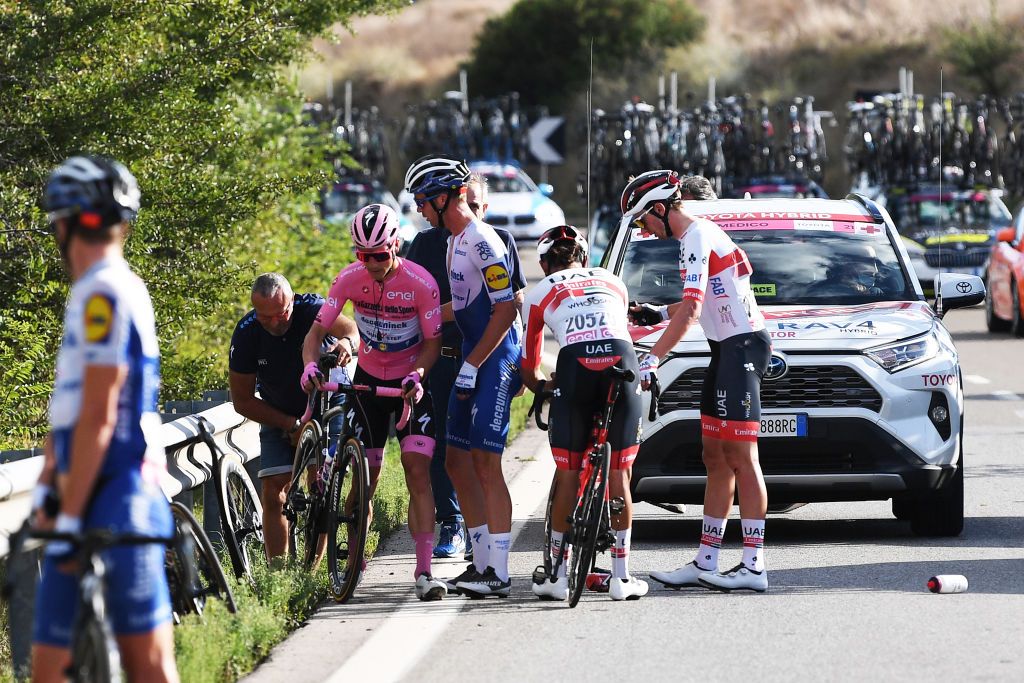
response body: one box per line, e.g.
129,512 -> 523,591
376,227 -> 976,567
484,173 -> 532,193
890,192 -> 1010,231
321,186 -> 397,216
617,226 -> 916,306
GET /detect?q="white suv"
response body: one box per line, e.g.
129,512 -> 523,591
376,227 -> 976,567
604,195 -> 985,536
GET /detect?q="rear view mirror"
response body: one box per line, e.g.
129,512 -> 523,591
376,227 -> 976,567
933,273 -> 985,318
996,227 -> 1015,243
539,183 -> 554,197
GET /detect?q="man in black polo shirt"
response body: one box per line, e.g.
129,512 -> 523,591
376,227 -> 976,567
405,173 -> 526,559
229,272 -> 358,563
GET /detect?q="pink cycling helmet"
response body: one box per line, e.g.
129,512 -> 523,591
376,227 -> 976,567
350,203 -> 400,251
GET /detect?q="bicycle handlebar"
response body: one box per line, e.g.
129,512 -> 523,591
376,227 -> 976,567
301,382 -> 411,430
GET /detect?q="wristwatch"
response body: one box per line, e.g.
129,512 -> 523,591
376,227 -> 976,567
342,337 -> 356,354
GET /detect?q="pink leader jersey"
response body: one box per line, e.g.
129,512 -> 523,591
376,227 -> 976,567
316,258 -> 442,381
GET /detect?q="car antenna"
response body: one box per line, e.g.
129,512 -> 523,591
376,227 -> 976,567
937,67 -> 944,300
586,37 -> 593,228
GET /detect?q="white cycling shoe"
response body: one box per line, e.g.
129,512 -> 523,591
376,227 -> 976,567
649,561 -> 713,589
415,573 -> 448,601
698,564 -> 768,593
610,576 -> 649,601
532,575 -> 569,601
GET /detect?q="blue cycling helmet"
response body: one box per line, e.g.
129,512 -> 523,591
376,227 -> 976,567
403,154 -> 471,199
44,155 -> 140,231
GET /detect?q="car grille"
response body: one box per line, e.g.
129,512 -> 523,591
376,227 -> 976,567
513,214 -> 536,225
658,365 -> 883,414
923,247 -> 988,268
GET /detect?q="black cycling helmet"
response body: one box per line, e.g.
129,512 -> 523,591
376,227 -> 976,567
537,224 -> 588,267
44,155 -> 140,233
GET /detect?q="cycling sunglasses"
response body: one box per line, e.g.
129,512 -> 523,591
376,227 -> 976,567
355,250 -> 393,263
413,193 -> 442,209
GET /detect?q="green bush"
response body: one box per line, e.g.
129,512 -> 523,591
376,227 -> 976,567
465,0 -> 704,109
942,13 -> 1023,96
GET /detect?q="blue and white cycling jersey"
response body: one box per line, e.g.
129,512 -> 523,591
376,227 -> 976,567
447,219 -> 521,352
49,257 -> 165,478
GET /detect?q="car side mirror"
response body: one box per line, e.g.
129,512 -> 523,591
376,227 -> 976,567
996,227 -> 1016,243
932,273 -> 985,318
539,183 -> 554,197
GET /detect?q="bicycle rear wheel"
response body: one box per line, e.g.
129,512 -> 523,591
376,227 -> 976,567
326,437 -> 370,603
69,617 -> 119,683
169,501 -> 237,616
566,444 -> 610,608
286,422 -> 324,570
218,456 -> 264,580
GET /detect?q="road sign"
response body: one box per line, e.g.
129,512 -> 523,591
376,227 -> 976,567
528,116 -> 565,165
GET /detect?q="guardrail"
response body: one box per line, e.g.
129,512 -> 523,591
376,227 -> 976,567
1,402 -> 260,678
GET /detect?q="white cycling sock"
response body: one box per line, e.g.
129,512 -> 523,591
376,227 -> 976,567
491,532 -> 511,582
741,518 -> 765,572
550,530 -> 567,578
694,515 -> 727,571
468,524 -> 489,574
612,528 -> 631,579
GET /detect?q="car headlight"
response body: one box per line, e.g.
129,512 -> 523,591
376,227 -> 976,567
535,201 -> 564,227
864,330 -> 940,373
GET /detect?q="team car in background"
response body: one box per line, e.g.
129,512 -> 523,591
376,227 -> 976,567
882,185 -> 1012,293
984,202 -> 1024,336
319,177 -> 420,251
468,161 -> 565,239
608,195 -> 984,536
723,174 -> 829,199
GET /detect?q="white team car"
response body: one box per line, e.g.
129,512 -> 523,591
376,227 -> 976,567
468,161 -> 565,239
604,195 -> 984,536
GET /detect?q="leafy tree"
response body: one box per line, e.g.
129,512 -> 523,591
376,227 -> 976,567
941,11 -> 1023,96
0,0 -> 405,448
465,0 -> 704,109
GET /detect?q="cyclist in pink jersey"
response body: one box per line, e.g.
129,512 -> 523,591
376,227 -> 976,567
623,172 -> 773,593
301,203 -> 448,601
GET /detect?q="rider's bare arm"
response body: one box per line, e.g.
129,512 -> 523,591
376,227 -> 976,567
650,298 -> 701,359
229,370 -> 297,432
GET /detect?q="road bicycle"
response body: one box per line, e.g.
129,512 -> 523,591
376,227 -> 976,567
4,524 -> 176,682
189,416 -> 264,581
284,354 -> 413,603
529,365 -> 660,607
164,499 -> 237,621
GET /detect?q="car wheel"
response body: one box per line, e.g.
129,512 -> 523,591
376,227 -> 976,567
910,442 -> 964,537
1011,278 -> 1024,338
984,280 -> 1011,332
891,495 -> 914,521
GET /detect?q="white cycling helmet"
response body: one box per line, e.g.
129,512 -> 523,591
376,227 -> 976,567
619,169 -> 682,220
537,224 -> 588,266
350,203 -> 399,251
403,154 -> 471,198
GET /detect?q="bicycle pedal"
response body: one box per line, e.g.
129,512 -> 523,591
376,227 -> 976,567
531,565 -> 549,585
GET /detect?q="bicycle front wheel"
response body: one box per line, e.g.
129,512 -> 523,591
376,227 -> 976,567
218,456 -> 264,581
287,422 -> 324,570
70,616 -> 119,683
169,501 -> 237,616
566,444 -> 610,608
326,437 -> 370,603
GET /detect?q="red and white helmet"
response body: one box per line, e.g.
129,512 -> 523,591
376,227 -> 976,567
537,225 -> 588,266
619,169 -> 682,219
350,203 -> 399,251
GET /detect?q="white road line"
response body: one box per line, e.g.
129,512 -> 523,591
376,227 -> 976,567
325,436 -> 554,683
993,390 -> 1023,401
963,375 -> 991,385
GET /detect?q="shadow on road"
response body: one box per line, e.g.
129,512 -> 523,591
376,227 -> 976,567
633,515 -> 1023,550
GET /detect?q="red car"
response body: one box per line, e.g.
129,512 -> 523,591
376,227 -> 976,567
985,204 -> 1024,335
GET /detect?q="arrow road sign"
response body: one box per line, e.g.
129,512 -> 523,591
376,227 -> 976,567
528,116 -> 565,165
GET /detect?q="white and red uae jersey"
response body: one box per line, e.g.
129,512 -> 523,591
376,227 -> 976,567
521,267 -> 631,371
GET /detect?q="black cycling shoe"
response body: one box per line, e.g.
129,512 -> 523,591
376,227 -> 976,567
456,566 -> 511,598
444,564 -> 481,594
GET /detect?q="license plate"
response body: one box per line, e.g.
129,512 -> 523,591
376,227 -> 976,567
759,414 -> 808,437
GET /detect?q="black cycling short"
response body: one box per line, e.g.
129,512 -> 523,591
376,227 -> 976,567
549,339 -> 642,470
346,365 -> 435,467
699,330 -> 772,442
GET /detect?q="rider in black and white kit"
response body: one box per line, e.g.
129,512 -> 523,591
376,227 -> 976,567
520,225 -> 648,601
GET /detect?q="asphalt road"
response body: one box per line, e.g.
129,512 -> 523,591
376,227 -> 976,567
245,250 -> 1024,682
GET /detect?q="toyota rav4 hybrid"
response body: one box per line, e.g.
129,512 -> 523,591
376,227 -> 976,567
605,195 -> 985,536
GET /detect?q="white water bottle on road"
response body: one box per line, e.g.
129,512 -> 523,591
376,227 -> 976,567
927,575 -> 968,593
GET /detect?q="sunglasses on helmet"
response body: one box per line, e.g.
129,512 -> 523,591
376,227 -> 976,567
355,250 -> 393,263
